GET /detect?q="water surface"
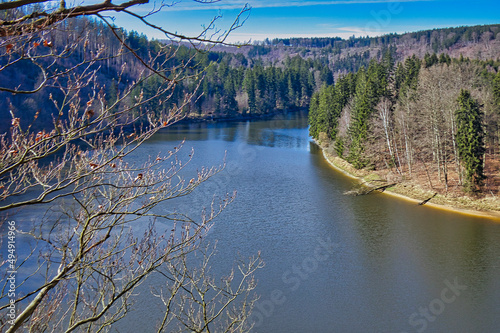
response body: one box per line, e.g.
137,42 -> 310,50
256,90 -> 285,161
131,112 -> 500,332
5,111 -> 500,333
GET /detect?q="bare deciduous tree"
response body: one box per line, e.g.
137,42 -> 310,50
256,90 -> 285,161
0,1 -> 260,332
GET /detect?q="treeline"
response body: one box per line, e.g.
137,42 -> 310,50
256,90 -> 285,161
244,24 -> 500,78
3,14 -> 500,140
133,54 -> 334,120
309,52 -> 500,193
267,24 -> 500,52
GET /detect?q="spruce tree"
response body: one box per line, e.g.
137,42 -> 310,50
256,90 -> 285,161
308,92 -> 320,138
455,89 -> 486,192
347,67 -> 371,168
493,71 -> 500,107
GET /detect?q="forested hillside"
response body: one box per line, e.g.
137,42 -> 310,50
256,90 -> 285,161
3,19 -> 499,134
309,52 -> 500,196
0,16 -> 332,133
0,17 -> 172,131
236,24 -> 500,76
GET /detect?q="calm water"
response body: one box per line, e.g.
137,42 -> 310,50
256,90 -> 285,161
121,111 -> 500,333
6,111 -> 500,332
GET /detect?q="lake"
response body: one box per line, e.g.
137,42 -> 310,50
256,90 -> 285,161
125,111 -> 500,332
6,111 -> 500,332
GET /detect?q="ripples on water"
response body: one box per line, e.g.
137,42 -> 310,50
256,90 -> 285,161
4,111 -> 500,332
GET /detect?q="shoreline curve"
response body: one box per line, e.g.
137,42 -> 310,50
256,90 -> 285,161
316,141 -> 500,222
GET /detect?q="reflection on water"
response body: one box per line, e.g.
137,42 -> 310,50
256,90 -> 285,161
4,110 -> 500,332
151,112 -> 311,150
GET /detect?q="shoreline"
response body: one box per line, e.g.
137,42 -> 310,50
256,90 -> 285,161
315,140 -> 500,222
182,107 -> 307,124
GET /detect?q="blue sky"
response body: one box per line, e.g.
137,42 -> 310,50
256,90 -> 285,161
109,0 -> 500,42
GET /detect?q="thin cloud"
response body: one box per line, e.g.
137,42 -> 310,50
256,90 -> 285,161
221,26 -> 404,43
337,26 -> 392,36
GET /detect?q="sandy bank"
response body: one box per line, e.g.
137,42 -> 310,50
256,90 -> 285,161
315,140 -> 500,222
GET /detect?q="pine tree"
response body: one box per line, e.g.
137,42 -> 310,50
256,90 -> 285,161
244,71 -> 256,114
455,89 -> 486,192
493,71 -> 500,107
308,92 -> 320,138
320,66 -> 334,86
222,75 -> 238,116
107,79 -> 118,109
347,67 -> 371,168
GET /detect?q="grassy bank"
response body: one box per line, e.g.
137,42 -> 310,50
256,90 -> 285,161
315,138 -> 500,221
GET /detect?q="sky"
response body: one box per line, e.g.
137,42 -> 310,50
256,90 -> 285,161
105,0 -> 500,43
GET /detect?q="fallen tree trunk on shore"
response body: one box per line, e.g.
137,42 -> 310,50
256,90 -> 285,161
344,183 -> 398,196
364,183 -> 398,195
419,193 -> 437,206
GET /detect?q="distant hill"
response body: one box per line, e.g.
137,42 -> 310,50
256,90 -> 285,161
213,23 -> 500,76
2,21 -> 499,133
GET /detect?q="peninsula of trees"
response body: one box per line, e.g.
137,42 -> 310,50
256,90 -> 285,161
309,52 -> 500,196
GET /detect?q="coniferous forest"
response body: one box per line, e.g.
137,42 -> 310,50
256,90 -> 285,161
0,17 -> 333,132
309,52 -> 500,196
3,19 -> 500,132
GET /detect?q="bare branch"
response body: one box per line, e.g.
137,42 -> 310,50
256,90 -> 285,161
0,1 -> 258,332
